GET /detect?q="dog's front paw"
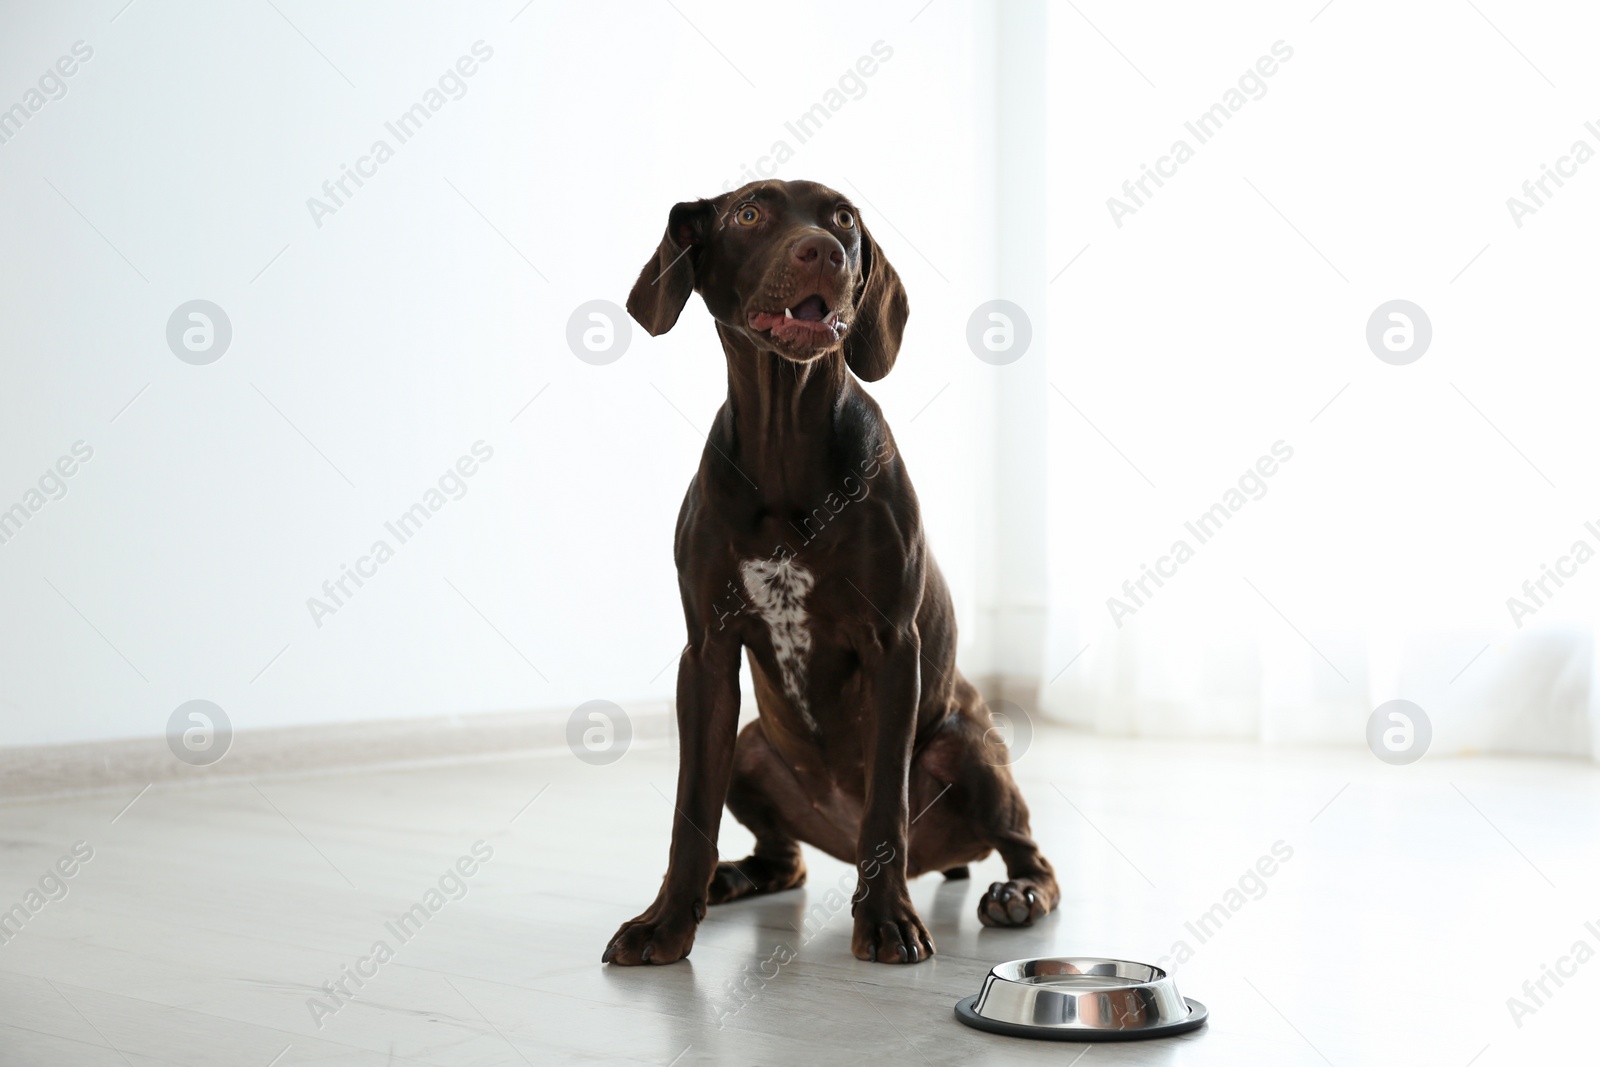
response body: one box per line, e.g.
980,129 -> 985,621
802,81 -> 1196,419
851,897 -> 935,964
602,900 -> 704,965
977,877 -> 1054,927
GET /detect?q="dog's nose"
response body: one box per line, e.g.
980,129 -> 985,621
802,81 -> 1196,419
792,233 -> 845,272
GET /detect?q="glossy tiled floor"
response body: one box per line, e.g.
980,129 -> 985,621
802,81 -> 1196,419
2,726 -> 1596,1065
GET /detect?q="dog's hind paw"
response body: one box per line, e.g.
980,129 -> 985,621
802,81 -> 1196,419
977,878 -> 1053,927
707,855 -> 806,905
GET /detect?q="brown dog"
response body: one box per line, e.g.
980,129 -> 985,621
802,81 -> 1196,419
604,179 -> 1057,966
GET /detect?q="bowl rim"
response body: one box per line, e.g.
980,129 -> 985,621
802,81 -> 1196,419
988,956 -> 1170,986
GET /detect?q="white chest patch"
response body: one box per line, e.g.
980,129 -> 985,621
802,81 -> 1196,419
739,557 -> 816,728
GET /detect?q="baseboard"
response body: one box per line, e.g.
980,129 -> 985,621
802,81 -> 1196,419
0,703 -> 675,801
970,673 -> 1043,715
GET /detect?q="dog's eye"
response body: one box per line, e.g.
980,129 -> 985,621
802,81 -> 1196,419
834,207 -> 855,229
734,205 -> 761,226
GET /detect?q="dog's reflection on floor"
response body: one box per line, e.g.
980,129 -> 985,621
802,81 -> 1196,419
726,866 -> 983,971
928,870 -> 976,934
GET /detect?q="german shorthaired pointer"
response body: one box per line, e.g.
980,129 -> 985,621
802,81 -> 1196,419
605,179 -> 1057,966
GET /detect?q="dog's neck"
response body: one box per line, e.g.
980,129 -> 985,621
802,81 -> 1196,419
715,324 -> 852,501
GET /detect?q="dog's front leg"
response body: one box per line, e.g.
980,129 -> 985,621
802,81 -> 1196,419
851,629 -> 935,964
603,635 -> 741,965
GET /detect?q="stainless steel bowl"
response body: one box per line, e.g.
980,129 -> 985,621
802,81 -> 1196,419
954,957 -> 1207,1041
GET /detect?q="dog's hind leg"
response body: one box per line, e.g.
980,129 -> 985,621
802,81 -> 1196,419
934,679 -> 1061,928
975,804 -> 1060,928
706,720 -> 809,905
971,754 -> 1061,928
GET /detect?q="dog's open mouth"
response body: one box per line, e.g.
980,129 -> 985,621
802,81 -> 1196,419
748,293 -> 847,347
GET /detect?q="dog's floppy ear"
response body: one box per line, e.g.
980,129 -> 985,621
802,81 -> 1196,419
843,222 -> 909,382
627,199 -> 718,336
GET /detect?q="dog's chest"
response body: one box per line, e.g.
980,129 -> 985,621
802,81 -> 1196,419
739,557 -> 817,727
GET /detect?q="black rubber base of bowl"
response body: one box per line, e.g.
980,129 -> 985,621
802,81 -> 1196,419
953,995 -> 1209,1042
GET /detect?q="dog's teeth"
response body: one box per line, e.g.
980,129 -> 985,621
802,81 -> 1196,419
784,308 -> 793,319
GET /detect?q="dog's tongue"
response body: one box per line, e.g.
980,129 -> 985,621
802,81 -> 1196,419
747,295 -> 845,341
792,294 -> 828,322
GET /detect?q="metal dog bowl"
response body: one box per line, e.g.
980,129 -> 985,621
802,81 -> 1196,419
954,957 -> 1208,1041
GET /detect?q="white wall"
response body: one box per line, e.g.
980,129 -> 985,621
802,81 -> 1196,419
0,0 -> 1012,747
1038,1 -> 1600,756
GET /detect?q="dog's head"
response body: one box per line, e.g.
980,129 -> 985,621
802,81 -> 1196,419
627,180 -> 909,381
